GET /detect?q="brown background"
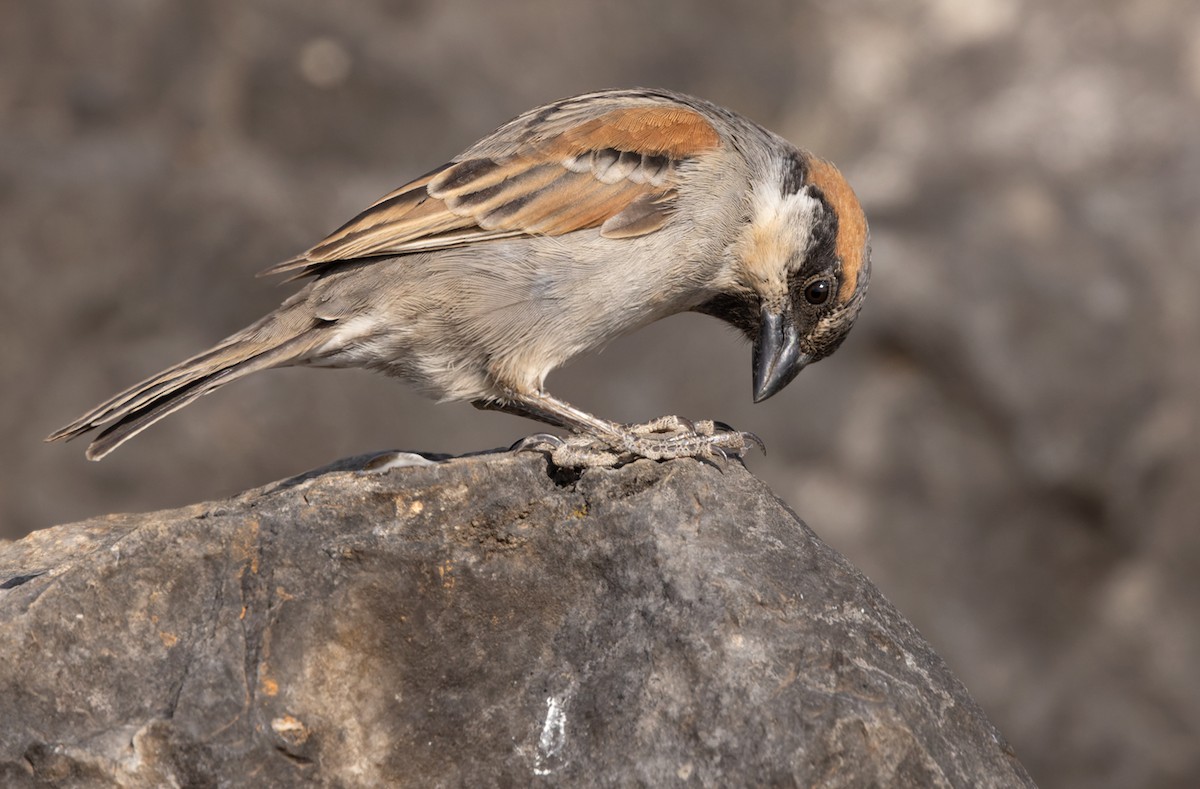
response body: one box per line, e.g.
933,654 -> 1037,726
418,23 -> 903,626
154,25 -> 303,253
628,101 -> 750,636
3,1 -> 1198,786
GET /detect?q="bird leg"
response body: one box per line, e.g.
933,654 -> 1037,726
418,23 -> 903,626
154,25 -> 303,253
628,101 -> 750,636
477,390 -> 764,468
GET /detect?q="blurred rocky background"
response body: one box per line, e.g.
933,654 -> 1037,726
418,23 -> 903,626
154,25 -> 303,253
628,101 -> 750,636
2,0 -> 1196,786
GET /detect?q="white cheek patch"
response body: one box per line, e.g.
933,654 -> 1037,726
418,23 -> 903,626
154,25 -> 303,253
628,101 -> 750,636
733,176 -> 822,292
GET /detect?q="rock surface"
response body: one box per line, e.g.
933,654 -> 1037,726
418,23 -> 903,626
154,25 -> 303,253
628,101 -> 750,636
0,453 -> 1032,787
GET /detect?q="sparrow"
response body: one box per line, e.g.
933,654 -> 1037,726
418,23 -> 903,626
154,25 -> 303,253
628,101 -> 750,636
47,88 -> 870,467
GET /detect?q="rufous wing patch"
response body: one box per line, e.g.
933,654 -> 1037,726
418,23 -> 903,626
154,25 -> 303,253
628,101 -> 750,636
807,157 -> 868,303
555,106 -> 722,159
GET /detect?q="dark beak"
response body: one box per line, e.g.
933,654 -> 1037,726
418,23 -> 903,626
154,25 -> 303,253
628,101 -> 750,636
753,305 -> 811,403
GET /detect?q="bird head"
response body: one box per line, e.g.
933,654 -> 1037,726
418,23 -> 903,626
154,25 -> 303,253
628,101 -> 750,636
698,149 -> 871,402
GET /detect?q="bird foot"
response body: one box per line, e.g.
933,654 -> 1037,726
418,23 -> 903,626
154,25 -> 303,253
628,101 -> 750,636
511,418 -> 765,469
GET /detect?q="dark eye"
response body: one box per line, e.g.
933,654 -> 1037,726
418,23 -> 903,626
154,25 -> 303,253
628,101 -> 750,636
803,278 -> 832,306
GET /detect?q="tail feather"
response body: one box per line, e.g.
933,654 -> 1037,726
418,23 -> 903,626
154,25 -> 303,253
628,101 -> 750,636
47,337 -> 246,443
47,322 -> 328,460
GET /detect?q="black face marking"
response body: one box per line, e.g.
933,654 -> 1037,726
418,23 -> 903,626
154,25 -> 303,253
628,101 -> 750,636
807,323 -> 851,360
780,152 -> 808,196
693,292 -> 760,339
791,187 -> 839,285
748,184 -> 859,364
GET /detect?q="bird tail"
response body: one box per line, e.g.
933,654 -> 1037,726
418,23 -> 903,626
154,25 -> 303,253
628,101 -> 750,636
46,311 -> 330,460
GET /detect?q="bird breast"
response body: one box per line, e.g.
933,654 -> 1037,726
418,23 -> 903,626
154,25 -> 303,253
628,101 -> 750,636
307,223 -> 725,401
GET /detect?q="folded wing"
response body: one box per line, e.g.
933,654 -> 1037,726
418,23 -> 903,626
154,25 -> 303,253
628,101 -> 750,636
264,98 -> 724,278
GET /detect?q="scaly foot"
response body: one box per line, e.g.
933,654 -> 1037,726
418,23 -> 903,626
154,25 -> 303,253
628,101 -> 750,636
511,418 -> 764,469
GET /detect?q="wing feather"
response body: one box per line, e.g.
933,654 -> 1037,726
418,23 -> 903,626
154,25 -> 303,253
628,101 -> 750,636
265,93 -> 723,278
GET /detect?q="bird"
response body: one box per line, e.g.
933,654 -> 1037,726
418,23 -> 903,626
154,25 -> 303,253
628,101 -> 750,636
47,87 -> 870,467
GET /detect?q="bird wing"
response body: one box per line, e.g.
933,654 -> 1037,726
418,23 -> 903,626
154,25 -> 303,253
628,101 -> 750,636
263,92 -> 724,278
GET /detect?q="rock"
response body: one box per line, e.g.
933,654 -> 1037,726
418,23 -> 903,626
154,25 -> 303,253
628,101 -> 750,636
0,452 -> 1033,787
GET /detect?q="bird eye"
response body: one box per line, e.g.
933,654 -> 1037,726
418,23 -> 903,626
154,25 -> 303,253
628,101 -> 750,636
803,279 -> 832,306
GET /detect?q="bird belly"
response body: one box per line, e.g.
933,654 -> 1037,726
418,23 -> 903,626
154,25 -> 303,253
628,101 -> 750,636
303,232 -> 721,402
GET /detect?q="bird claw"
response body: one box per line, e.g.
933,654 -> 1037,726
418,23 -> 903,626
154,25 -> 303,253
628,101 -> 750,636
512,432 -> 616,467
703,420 -> 758,451
510,418 -> 766,469
739,430 -> 767,456
509,433 -> 566,453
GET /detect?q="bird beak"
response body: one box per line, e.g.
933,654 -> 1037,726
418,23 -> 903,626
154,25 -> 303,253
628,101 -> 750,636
753,305 -> 811,403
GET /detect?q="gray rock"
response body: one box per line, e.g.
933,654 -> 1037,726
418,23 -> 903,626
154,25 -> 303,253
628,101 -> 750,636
0,453 -> 1033,787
